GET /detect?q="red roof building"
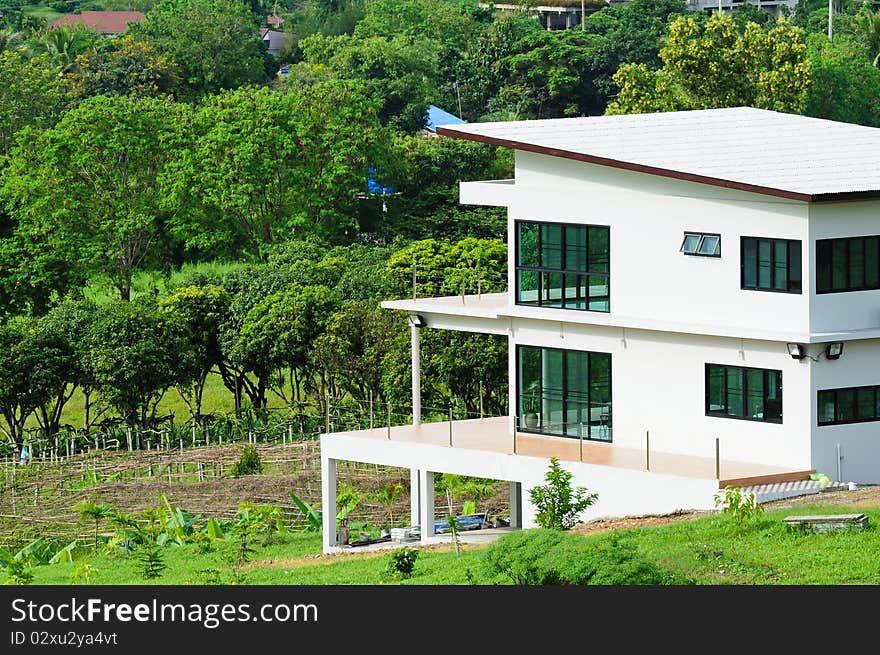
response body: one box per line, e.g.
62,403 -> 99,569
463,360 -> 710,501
50,11 -> 146,35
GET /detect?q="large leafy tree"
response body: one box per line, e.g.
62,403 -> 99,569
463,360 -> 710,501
158,285 -> 232,421
2,94 -> 188,302
0,50 -> 68,156
165,81 -> 390,256
312,300 -> 401,402
607,13 -> 811,114
805,33 -> 880,126
67,36 -> 181,99
0,316 -> 70,455
228,285 -> 340,409
382,237 -> 508,418
87,300 -> 195,427
301,32 -> 438,133
35,299 -> 103,437
130,0 -> 266,99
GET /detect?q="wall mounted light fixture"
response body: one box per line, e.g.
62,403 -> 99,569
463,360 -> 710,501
786,343 -> 805,360
825,342 -> 844,360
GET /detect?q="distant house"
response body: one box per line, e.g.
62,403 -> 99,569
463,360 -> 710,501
50,11 -> 146,35
267,14 -> 284,28
260,28 -> 289,56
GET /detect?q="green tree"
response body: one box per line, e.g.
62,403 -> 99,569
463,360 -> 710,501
0,317 -> 70,455
87,300 -> 195,426
228,285 -> 340,408
130,0 -> 266,99
2,95 -> 188,302
607,13 -> 811,114
312,300 -> 401,403
165,81 -> 391,256
0,50 -> 68,156
67,36 -> 181,99
529,457 -> 599,530
42,298 -> 104,432
804,33 -> 880,126
158,285 -> 231,421
851,4 -> 880,66
29,26 -> 101,74
301,32 -> 438,133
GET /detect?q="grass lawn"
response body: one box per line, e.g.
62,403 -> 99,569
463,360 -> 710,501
5,503 -> 880,585
22,4 -> 63,23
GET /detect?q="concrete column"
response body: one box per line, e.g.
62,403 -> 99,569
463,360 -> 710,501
321,455 -> 337,553
419,470 -> 434,544
509,481 -> 522,529
522,490 -> 538,529
410,468 -> 420,527
411,324 -> 421,426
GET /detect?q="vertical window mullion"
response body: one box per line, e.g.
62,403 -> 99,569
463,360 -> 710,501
586,352 -> 591,440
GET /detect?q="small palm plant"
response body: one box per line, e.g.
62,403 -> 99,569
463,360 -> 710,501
374,483 -> 404,528
72,502 -> 116,553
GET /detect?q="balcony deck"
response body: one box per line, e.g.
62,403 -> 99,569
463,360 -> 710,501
323,416 -> 811,488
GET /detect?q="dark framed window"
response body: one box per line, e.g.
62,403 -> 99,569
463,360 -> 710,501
816,236 -> 880,294
681,232 -> 721,257
741,237 -> 802,294
517,345 -> 612,441
705,363 -> 782,423
516,221 -> 610,312
818,384 -> 880,425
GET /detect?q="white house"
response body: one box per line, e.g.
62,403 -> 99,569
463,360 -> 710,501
320,107 -> 880,552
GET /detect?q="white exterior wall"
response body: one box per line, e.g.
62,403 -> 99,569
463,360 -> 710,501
507,319 -> 813,470
809,200 -> 880,333
508,152 -> 811,336
810,338 -> 880,484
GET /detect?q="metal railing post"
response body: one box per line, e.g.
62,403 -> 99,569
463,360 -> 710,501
369,390 -> 374,430
479,380 -> 484,419
412,261 -> 417,300
325,394 -> 331,434
579,423 -> 584,462
715,437 -> 720,480
387,403 -> 392,440
513,416 -> 518,454
448,405 -> 453,447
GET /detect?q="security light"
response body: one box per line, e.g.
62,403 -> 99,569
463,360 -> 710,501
408,314 -> 426,328
825,342 -> 844,360
786,343 -> 805,360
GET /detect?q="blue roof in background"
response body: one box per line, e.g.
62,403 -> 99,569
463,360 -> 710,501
425,104 -> 465,133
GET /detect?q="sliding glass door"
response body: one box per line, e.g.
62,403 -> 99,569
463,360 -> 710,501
517,345 -> 612,441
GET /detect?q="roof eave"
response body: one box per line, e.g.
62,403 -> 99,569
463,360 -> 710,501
436,125 -> 880,204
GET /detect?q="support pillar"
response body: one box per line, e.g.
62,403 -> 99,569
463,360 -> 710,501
411,324 -> 421,426
410,469 -> 420,527
321,455 -> 337,552
419,470 -> 434,544
509,481 -> 522,529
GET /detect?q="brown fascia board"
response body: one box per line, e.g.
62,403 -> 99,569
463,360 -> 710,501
436,125 -> 880,204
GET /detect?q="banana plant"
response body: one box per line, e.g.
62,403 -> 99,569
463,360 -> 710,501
290,491 -> 322,533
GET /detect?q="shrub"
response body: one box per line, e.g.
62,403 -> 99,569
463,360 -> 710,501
230,444 -> 263,477
4,559 -> 34,585
68,562 -> 97,585
385,547 -> 419,580
136,543 -> 167,580
483,529 -> 681,585
714,486 -> 763,530
529,457 -> 598,530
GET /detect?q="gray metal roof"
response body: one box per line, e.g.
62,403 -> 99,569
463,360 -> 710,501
436,107 -> 880,202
